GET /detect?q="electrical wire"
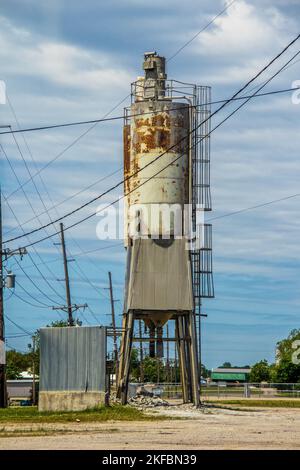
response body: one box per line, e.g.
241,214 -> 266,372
3,168 -> 122,237
13,242 -> 123,271
7,37 -> 300,250
13,280 -> 53,308
207,192 -> 300,223
4,314 -> 34,336
3,121 -> 69,301
69,260 -> 109,302
3,263 -> 55,310
2,1 -> 241,201
4,96 -> 100,313
0,86 -> 297,138
5,94 -> 130,202
167,0 -> 238,61
6,344 -> 28,353
2,84 -> 298,243
6,333 -> 31,338
2,191 -> 65,305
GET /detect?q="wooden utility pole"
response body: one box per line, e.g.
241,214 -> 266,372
60,223 -> 73,326
53,224 -> 87,322
31,336 -> 36,405
0,191 -> 27,408
0,191 -> 5,408
108,271 -> 118,380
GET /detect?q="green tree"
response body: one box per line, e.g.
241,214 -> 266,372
249,359 -> 271,382
275,359 -> 300,383
221,362 -> 231,368
274,329 -> 300,383
142,356 -> 165,383
200,363 -> 210,379
6,349 -> 31,379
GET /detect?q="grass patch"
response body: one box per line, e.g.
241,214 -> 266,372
0,427 -> 120,438
205,399 -> 300,408
0,405 -> 165,424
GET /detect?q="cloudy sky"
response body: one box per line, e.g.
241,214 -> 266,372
0,0 -> 299,369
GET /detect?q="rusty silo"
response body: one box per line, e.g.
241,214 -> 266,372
117,52 -> 213,405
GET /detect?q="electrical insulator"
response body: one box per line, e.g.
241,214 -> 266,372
5,272 -> 16,289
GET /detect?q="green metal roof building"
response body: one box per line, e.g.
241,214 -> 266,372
211,368 -> 251,383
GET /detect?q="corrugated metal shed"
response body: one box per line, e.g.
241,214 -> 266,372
39,326 -> 106,392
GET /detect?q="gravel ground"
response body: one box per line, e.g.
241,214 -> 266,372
0,404 -> 299,450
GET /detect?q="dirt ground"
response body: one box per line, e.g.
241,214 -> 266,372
0,404 -> 300,450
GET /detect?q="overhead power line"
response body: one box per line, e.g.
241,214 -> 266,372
4,314 -> 33,336
2,191 -> 65,305
4,34 -> 300,248
0,86 -> 297,137
208,192 -> 300,223
2,1 -> 241,202
6,95 -> 112,313
17,47 -> 299,250
13,242 -> 123,272
168,0 -> 238,61
3,86 -> 296,241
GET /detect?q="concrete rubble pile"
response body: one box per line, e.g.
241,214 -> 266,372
128,394 -> 170,408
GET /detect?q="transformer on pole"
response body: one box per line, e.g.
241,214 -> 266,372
117,52 -> 213,405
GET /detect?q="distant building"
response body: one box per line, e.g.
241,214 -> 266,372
211,367 -> 251,383
7,379 -> 34,403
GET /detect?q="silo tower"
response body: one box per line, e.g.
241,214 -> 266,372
117,52 -> 213,405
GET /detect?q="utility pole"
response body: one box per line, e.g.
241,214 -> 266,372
108,271 -> 119,381
0,191 -> 5,408
0,191 -> 26,408
29,336 -> 36,405
60,223 -> 73,326
52,223 -> 87,324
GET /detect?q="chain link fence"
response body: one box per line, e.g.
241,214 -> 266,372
132,382 -> 300,400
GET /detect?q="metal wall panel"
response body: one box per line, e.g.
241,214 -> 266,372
125,238 -> 193,312
39,326 -> 106,392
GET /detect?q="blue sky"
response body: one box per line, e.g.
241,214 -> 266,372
0,0 -> 299,369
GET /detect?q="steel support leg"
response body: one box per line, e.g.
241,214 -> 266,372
119,312 -> 134,405
176,316 -> 189,403
116,313 -> 127,398
187,312 -> 200,407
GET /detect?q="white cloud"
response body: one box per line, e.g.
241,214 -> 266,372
0,16 -> 132,94
192,0 -> 298,85
197,1 -> 293,57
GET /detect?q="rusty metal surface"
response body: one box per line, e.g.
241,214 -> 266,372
124,100 -> 190,238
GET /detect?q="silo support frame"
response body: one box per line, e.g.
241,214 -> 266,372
117,312 -> 200,406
